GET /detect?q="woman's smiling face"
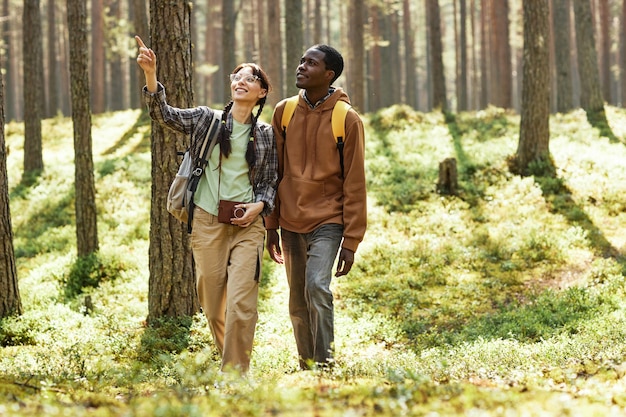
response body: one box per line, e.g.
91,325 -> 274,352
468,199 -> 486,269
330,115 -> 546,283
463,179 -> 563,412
231,66 -> 267,104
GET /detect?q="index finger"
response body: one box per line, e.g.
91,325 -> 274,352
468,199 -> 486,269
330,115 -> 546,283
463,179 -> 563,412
135,35 -> 147,48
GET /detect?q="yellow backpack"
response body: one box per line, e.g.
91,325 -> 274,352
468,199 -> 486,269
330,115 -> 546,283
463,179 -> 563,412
280,95 -> 352,178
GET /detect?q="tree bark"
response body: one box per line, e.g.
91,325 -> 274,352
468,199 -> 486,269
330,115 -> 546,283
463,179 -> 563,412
456,0 -> 469,111
622,0 -> 626,107
23,0 -> 44,178
46,0 -> 59,118
348,0 -> 365,111
515,0 -> 551,176
479,0 -> 489,109
2,0 -> 20,121
573,0 -> 609,125
222,0 -> 237,100
267,0 -> 283,104
67,0 -> 99,257
91,0 -> 106,113
285,0 -> 303,96
147,0 -> 198,323
0,68 -> 22,318
131,0 -> 149,109
598,0 -> 612,104
369,4 -> 382,111
403,0 -> 418,109
427,0 -> 447,111
491,0 -> 512,108
552,0 -> 574,113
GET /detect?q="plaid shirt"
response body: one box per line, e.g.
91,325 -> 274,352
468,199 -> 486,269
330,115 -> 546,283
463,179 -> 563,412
143,83 -> 278,216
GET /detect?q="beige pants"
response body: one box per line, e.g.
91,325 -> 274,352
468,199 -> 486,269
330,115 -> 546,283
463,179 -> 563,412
191,207 -> 264,372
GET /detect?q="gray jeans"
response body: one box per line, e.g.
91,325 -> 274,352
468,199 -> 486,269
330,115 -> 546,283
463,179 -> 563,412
281,224 -> 343,369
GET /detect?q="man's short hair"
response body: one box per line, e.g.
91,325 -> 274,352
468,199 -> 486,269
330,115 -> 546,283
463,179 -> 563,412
312,44 -> 344,84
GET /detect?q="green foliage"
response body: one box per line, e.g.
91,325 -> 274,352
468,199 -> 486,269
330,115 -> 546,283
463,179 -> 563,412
63,252 -> 127,299
137,316 -> 194,364
3,107 -> 626,416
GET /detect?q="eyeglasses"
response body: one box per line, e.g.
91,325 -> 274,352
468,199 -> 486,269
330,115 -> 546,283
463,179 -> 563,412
230,73 -> 261,84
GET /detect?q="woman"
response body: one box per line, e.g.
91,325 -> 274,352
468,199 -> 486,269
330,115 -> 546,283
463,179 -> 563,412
135,36 -> 277,373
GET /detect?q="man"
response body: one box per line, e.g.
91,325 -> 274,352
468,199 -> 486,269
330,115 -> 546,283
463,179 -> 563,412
265,45 -> 367,370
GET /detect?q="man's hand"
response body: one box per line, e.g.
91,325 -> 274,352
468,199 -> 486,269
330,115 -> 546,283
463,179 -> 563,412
266,229 -> 284,264
335,248 -> 354,277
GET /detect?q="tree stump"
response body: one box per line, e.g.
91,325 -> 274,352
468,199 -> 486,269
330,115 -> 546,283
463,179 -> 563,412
437,157 -> 458,195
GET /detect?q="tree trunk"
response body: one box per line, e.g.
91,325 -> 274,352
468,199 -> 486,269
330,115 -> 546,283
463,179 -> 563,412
479,0 -> 489,109
91,0 -> 106,113
58,5 -> 71,117
46,0 -> 59,118
2,0 -> 18,121
491,0 -> 512,108
67,0 -> 99,257
427,0 -> 447,111
457,0 -> 469,111
573,0 -> 609,125
369,4 -> 382,111
622,0 -> 626,107
285,0 -> 303,96
0,69 -> 22,318
108,0 -> 125,111
23,0 -> 44,178
267,0 -> 283,104
222,0 -> 237,99
552,0 -> 574,113
132,0 -> 149,109
147,0 -> 198,323
598,0 -> 612,104
403,0 -> 418,109
514,0 -> 551,176
348,0 -> 365,111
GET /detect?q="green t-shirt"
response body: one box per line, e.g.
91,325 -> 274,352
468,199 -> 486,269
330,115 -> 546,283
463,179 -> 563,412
194,119 -> 254,216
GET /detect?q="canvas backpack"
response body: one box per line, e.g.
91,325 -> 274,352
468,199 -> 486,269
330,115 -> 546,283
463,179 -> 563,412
280,95 -> 352,178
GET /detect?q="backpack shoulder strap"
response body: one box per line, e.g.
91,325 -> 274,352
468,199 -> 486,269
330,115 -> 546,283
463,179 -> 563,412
281,95 -> 299,137
331,101 -> 352,179
331,100 -> 351,144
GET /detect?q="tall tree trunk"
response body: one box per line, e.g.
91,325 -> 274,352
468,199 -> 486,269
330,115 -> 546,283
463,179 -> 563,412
427,0 -> 447,111
598,0 -> 612,104
0,69 -> 22,319
348,0 -> 365,111
67,0 -> 99,257
285,0 -> 303,96
313,0 -> 322,44
209,2 -> 224,105
403,0 -> 418,109
573,0 -> 609,126
267,0 -> 283,104
2,0 -> 14,120
91,0 -> 106,113
147,0 -> 198,323
515,0 -> 551,176
222,0 -> 237,100
622,0 -> 626,107
109,0 -> 125,111
46,0 -> 59,118
381,9 -> 400,108
479,0 -> 489,108
470,0 -> 479,109
457,0 -> 469,111
132,0 -> 149,109
491,0 -> 512,108
553,0 -> 574,113
58,5 -> 71,116
23,0 -> 44,179
369,4 -> 382,111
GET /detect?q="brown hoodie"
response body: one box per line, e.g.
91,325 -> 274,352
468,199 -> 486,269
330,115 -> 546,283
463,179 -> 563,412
266,88 -> 367,253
